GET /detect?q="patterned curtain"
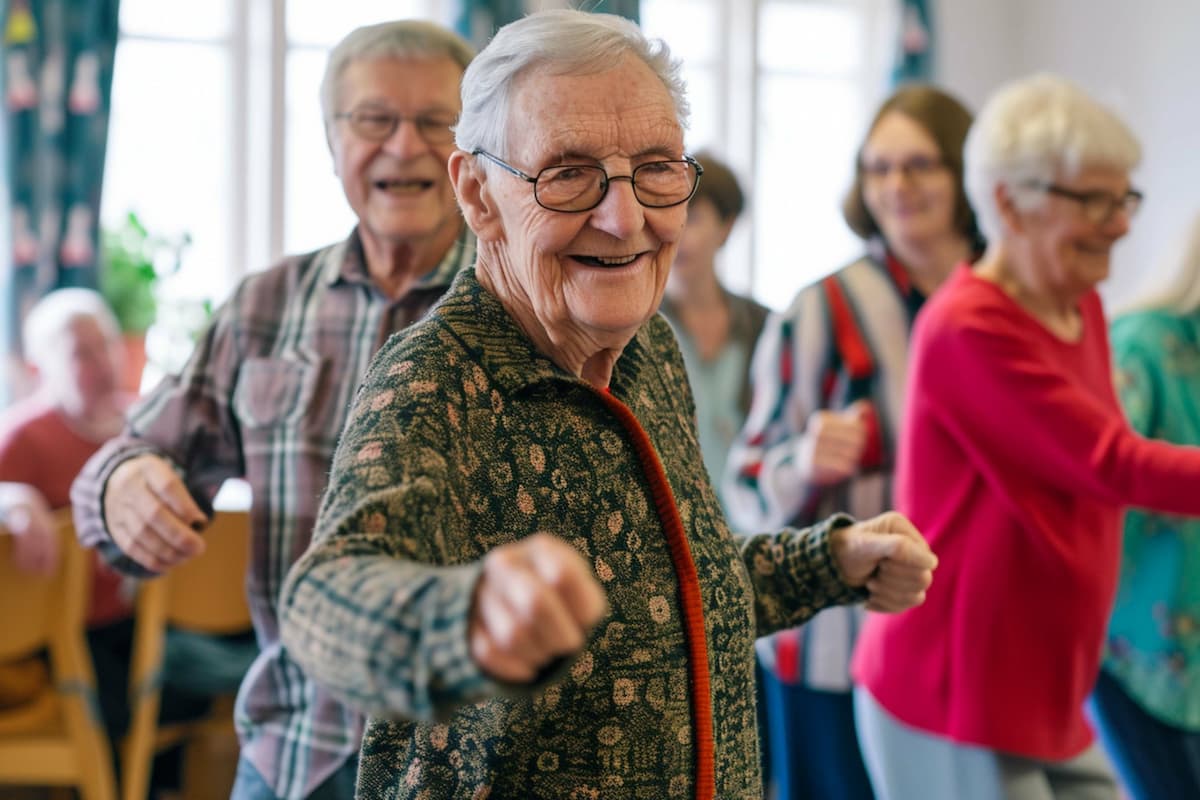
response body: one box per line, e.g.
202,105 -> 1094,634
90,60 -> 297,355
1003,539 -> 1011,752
456,0 -> 639,50
892,0 -> 934,85
1,0 -> 120,403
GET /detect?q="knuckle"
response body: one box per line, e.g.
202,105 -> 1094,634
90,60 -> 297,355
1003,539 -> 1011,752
525,588 -> 553,619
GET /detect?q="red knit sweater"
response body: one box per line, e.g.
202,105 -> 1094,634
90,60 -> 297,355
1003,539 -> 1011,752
853,265 -> 1200,760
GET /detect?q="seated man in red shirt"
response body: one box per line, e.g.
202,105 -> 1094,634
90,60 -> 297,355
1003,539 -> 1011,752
0,288 -> 219,796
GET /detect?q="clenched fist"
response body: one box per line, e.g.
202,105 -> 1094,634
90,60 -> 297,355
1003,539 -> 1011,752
830,511 -> 937,613
798,400 -> 872,486
468,533 -> 608,683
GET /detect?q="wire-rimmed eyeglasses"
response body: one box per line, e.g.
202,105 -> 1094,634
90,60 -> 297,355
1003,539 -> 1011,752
1026,182 -> 1144,225
472,149 -> 703,213
333,108 -> 458,144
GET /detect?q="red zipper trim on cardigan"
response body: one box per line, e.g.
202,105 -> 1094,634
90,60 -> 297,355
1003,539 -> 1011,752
595,389 -> 716,800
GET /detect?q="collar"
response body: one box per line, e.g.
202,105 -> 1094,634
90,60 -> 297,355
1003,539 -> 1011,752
321,224 -> 476,291
433,269 -> 658,401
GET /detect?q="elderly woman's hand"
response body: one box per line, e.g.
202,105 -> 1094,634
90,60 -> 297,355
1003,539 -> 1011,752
468,532 -> 608,683
830,511 -> 937,612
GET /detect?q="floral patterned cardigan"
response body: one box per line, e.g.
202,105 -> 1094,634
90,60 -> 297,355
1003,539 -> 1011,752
280,268 -> 862,800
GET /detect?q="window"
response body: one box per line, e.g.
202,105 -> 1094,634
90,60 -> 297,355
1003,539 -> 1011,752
643,0 -> 893,308
102,0 -> 235,303
103,0 -> 892,314
284,1 -> 438,255
102,0 -> 443,309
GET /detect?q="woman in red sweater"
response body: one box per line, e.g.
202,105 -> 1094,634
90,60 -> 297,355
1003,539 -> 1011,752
851,73 -> 1200,799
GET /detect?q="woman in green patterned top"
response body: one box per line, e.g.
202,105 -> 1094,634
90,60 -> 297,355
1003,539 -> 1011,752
1095,211 -> 1200,800
279,10 -> 937,799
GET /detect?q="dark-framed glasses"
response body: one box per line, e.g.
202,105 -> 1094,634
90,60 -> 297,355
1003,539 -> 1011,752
334,108 -> 458,144
860,155 -> 946,182
1027,182 -> 1144,225
472,149 -> 703,213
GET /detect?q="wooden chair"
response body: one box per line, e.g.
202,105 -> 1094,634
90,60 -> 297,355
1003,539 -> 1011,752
0,510 -> 118,800
122,510 -> 253,800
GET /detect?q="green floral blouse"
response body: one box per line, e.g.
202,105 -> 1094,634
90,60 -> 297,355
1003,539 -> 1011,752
280,268 -> 862,799
1106,308 -> 1200,729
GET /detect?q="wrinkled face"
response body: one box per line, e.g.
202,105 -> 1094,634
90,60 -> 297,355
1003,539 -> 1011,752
41,317 -> 122,415
329,56 -> 463,252
860,111 -> 959,249
1013,165 -> 1134,295
672,197 -> 732,283
481,56 -> 688,345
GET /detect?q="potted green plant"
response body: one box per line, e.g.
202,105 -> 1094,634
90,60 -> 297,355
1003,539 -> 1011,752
99,212 -> 190,391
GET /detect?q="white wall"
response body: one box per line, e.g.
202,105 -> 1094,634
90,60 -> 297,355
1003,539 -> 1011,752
936,0 -> 1200,310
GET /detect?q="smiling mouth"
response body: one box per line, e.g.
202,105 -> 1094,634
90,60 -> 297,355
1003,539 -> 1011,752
374,178 -> 434,194
573,254 -> 640,268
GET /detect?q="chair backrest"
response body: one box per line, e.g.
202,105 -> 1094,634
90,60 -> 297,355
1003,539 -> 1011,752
163,509 -> 252,633
0,510 -> 117,800
122,509 -> 253,800
0,515 -> 74,660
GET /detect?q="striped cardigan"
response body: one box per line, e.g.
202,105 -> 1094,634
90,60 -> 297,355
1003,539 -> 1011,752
723,253 -> 920,689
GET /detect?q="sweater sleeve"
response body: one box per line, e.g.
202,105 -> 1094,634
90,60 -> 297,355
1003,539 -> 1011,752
737,514 -> 866,638
919,302 -> 1200,515
279,347 -> 505,723
279,517 -> 494,723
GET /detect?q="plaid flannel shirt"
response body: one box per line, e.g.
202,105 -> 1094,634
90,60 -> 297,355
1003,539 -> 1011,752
72,226 -> 475,798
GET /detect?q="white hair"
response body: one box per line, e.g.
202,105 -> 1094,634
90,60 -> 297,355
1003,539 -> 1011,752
22,288 -> 120,371
1120,211 -> 1200,316
964,74 -> 1142,242
454,9 -> 689,156
319,20 -> 475,124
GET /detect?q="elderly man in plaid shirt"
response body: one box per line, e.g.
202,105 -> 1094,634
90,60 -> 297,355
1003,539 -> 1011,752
72,20 -> 475,800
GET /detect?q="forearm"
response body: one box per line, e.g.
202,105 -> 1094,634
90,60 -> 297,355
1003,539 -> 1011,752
739,512 -> 866,637
280,535 -> 501,722
71,315 -> 244,573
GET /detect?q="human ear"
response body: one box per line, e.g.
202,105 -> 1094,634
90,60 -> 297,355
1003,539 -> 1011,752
450,151 -> 504,242
994,183 -> 1026,236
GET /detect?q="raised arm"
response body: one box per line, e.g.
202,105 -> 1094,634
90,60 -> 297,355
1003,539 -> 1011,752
724,288 -> 865,530
279,359 -> 604,722
920,307 -> 1200,514
738,512 -> 935,638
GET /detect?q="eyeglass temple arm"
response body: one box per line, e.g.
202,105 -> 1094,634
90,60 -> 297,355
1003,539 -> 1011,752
471,150 -> 536,184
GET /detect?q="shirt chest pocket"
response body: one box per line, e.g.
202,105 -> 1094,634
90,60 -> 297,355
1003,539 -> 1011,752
233,356 -> 322,431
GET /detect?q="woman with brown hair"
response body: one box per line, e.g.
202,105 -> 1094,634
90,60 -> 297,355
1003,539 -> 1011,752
724,84 -> 980,800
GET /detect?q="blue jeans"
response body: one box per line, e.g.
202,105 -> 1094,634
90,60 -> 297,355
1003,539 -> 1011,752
231,754 -> 359,800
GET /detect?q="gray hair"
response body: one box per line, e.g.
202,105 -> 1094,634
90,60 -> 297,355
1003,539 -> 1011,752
1123,211 -> 1200,316
22,288 -> 120,371
319,20 -> 475,123
964,74 -> 1142,242
454,9 -> 689,156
